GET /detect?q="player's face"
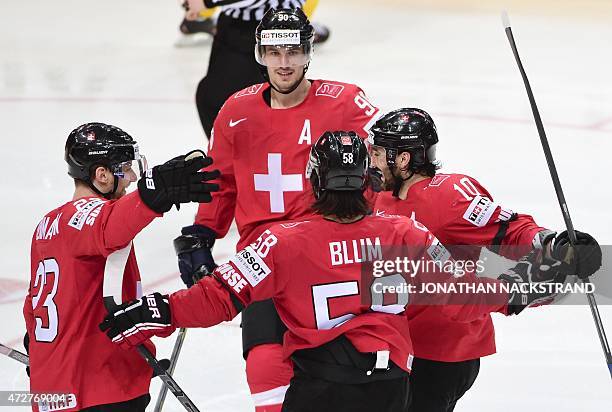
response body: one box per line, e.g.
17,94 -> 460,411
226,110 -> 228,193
369,146 -> 393,190
112,162 -> 137,199
264,46 -> 307,93
369,146 -> 410,190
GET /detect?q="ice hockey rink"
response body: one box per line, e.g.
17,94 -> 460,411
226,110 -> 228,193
1,0 -> 611,410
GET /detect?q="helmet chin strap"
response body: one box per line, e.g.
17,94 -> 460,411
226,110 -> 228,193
88,176 -> 119,200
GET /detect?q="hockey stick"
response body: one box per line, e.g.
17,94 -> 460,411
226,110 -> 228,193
103,243 -> 201,411
154,327 -> 188,412
154,263 -> 211,412
0,342 -> 29,366
501,11 -> 612,379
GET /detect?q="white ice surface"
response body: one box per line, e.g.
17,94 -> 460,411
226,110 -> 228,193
1,0 -> 611,410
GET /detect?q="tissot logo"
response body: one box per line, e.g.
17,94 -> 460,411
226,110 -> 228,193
262,32 -> 299,40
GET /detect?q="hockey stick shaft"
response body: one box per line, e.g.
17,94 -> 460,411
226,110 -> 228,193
501,12 -> 612,378
154,327 -> 188,412
103,297 -> 201,412
0,342 -> 29,366
102,243 -> 200,411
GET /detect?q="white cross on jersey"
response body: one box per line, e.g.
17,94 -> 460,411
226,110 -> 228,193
254,153 -> 303,213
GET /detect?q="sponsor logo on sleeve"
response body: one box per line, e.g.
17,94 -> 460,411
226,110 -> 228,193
427,238 -> 452,263
68,198 -> 105,231
230,246 -> 272,287
216,263 -> 249,294
234,84 -> 264,99
463,196 -> 497,227
315,83 -> 345,98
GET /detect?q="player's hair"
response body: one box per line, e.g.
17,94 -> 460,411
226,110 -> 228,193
312,190 -> 370,219
413,161 -> 437,178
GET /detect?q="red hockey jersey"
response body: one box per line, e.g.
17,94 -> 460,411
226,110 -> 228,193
374,173 -> 547,362
195,80 -> 380,249
23,192 -> 161,411
169,214 -> 507,373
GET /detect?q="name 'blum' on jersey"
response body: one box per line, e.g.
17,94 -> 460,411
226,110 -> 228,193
329,237 -> 382,266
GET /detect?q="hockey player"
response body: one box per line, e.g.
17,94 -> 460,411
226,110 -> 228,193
101,132 -> 570,411
368,108 -> 602,412
175,8 -> 380,411
23,123 -> 219,411
190,0 -> 330,137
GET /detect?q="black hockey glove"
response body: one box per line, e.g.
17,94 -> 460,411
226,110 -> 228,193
99,293 -> 175,350
550,230 -> 602,279
174,224 -> 217,288
498,250 -> 566,315
137,150 -> 220,214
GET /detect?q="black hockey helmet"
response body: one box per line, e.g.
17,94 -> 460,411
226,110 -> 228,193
65,122 -> 147,197
306,131 -> 369,198
255,8 -> 314,94
370,108 -> 439,170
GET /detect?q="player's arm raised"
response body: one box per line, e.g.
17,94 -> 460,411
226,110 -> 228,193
400,217 -> 570,321
74,151 -> 219,257
100,229 -> 283,348
440,175 -> 601,279
176,113 -> 237,288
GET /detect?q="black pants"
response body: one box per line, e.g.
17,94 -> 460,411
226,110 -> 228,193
80,394 -> 150,412
407,358 -> 480,412
195,14 -> 264,137
241,299 -> 287,358
282,369 -> 410,412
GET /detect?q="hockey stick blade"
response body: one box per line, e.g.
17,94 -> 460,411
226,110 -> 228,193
501,12 -> 612,380
154,327 -> 188,412
0,342 -> 29,366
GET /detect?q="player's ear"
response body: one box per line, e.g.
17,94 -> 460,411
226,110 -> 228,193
398,152 -> 411,169
92,166 -> 112,185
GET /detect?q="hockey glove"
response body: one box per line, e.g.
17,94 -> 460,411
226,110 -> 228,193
551,230 -> 602,279
174,224 -> 217,288
99,293 -> 175,350
137,150 -> 220,214
498,250 -> 566,315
